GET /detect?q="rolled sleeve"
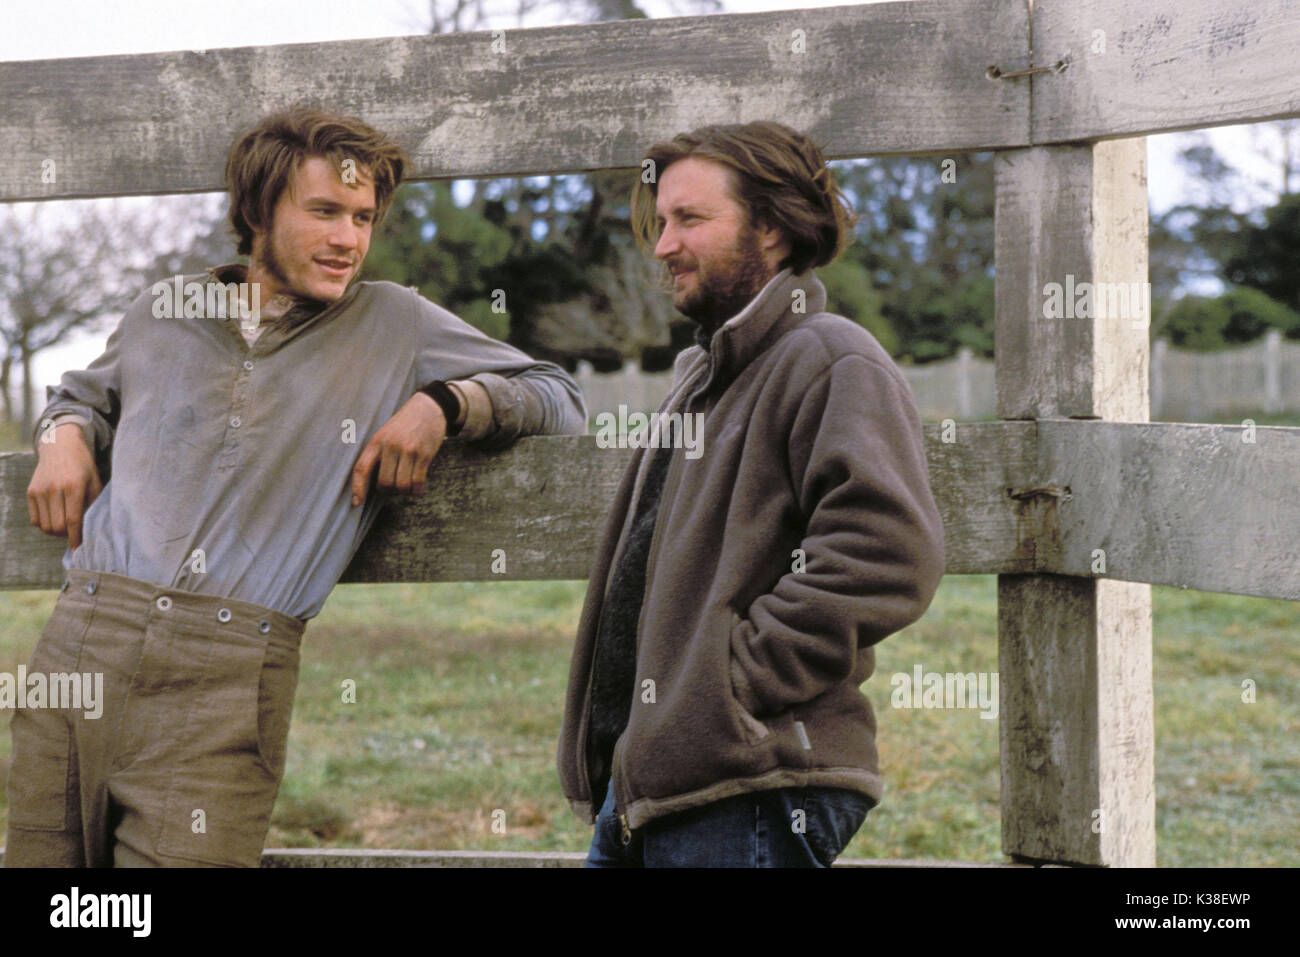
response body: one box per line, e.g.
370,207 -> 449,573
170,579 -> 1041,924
408,287 -> 587,447
466,369 -> 587,448
35,313 -> 127,467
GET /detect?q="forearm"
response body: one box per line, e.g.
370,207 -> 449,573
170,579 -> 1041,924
460,366 -> 588,447
728,525 -> 945,716
408,288 -> 587,446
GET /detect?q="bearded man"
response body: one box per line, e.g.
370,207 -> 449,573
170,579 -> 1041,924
556,120 -> 945,867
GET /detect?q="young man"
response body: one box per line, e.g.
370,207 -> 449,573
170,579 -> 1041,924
10,107 -> 586,867
557,121 -> 946,867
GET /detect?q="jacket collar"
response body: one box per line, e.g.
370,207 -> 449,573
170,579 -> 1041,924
694,268 -> 827,393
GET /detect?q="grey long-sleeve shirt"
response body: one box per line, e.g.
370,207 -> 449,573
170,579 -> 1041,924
37,267 -> 587,619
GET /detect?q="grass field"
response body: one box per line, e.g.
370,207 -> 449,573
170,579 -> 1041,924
1,575 -> 1295,865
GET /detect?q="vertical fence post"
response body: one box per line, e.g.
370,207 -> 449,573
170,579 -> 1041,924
993,138 -> 1156,866
1264,328 -> 1282,416
956,346 -> 973,419
1151,337 -> 1165,420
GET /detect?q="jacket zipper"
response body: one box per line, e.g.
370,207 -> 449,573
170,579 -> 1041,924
582,352 -> 714,838
610,359 -> 712,844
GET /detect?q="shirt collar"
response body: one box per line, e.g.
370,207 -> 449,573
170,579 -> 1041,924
205,263 -> 329,327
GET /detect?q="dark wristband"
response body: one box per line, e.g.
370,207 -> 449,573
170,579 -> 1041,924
418,380 -> 463,436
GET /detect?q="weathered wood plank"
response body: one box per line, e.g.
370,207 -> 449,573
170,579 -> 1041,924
0,437 -> 629,589
259,848 -> 590,868
1031,0 -> 1300,142
6,421 -> 1296,599
0,0 -> 1031,202
995,139 -> 1155,868
341,436 -> 630,583
0,425 -> 1036,590
1038,419 -> 1300,601
997,575 -> 1155,865
994,140 -> 1150,420
923,421 -> 1037,575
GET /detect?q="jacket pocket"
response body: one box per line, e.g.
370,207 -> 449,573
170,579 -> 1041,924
726,609 -> 778,747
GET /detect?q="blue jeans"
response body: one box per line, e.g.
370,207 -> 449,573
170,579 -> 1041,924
586,783 -> 873,868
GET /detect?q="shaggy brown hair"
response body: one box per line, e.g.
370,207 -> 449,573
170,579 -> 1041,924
224,107 -> 409,256
631,120 -> 856,275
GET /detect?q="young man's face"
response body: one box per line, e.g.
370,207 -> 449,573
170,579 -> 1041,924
250,155 -> 376,302
653,156 -> 786,330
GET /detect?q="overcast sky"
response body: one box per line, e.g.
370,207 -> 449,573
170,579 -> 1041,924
3,0 -> 1279,392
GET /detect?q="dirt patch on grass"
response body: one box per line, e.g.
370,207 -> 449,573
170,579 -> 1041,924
357,801 -> 553,848
270,799 -> 555,850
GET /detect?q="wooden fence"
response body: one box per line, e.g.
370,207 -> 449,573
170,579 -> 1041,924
2,0 -> 1298,867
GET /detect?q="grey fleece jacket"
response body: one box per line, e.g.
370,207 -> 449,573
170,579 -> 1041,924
557,268 -> 945,831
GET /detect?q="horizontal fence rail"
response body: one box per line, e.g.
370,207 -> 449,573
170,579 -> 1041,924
0,0 -> 1032,201
5,0 -> 1300,203
0,428 -> 1035,587
1032,0 -> 1300,143
3,423 -> 1296,599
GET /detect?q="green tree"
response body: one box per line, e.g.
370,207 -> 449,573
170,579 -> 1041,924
1161,286 -> 1300,351
1223,192 -> 1300,318
367,0 -> 722,369
834,152 -> 996,362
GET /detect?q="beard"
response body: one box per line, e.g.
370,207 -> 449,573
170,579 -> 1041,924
253,232 -> 293,297
670,223 -> 773,334
253,230 -> 355,305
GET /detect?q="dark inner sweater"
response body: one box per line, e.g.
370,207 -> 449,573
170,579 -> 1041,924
585,325 -> 717,811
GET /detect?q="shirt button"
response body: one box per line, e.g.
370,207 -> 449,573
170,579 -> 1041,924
156,596 -> 172,611
243,361 -> 254,371
230,416 -> 241,428
217,608 -> 232,624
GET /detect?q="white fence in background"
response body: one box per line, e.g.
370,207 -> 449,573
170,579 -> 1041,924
577,330 -> 1300,422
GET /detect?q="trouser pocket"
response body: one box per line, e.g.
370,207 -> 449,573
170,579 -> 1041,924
801,788 -> 874,866
6,594 -> 94,831
254,638 -> 300,780
135,617 -> 297,867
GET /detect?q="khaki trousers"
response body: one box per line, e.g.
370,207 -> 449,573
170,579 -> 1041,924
4,568 -> 303,867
